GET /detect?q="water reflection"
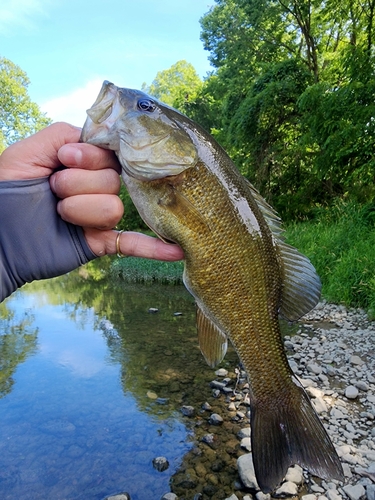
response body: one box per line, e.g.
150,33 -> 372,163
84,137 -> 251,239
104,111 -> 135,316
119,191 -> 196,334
0,267 -> 228,500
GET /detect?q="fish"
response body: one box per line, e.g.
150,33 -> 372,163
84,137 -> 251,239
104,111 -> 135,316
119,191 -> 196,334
80,80 -> 344,493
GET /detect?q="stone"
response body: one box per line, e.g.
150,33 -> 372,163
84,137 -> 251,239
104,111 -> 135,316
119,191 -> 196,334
148,308 -> 159,313
301,495 -> 319,500
345,385 -> 359,399
255,493 -> 271,500
160,494 -> 178,500
238,427 -> 251,439
350,355 -> 365,365
285,465 -> 304,484
237,453 -> 259,490
275,480 -> 298,496
312,397 -> 328,414
342,484 -> 366,500
181,405 -> 195,417
366,484 -> 375,500
326,488 -> 343,500
153,456 -> 169,472
106,494 -> 131,500
311,484 -> 325,493
209,413 -> 223,425
307,363 -> 323,375
147,390 -> 158,399
210,380 -> 227,390
240,437 -> 251,451
224,495 -> 239,500
355,381 -> 369,391
215,368 -> 228,377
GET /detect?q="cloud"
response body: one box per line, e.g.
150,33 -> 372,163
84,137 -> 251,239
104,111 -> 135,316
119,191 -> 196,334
41,78 -> 105,127
0,0 -> 47,34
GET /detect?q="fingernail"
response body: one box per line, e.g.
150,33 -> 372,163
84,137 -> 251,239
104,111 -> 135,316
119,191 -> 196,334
60,145 -> 83,166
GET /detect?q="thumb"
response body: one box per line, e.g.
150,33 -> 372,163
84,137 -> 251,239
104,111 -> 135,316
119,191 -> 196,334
0,122 -> 81,181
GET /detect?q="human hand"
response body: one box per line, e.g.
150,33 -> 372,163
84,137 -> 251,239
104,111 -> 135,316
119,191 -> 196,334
0,122 -> 184,261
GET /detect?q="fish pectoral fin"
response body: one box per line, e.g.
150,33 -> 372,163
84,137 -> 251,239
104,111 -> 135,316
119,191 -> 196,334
161,188 -> 211,233
277,241 -> 321,321
196,305 -> 228,368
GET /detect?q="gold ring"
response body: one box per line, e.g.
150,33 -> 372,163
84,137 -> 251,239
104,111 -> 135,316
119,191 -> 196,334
116,230 -> 127,258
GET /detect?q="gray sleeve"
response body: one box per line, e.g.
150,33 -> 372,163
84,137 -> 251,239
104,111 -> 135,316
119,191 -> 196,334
0,176 -> 97,302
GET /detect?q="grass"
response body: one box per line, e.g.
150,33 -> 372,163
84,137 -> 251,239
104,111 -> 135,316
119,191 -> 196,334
285,200 -> 375,317
110,257 -> 184,285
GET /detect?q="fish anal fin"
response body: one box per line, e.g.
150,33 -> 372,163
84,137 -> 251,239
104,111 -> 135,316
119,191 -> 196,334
196,305 -> 228,368
251,382 -> 344,493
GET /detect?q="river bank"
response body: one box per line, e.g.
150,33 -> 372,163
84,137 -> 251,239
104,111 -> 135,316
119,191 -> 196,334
109,300 -> 375,500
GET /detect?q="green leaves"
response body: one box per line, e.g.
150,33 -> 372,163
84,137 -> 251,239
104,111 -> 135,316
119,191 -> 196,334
0,56 -> 51,151
141,60 -> 203,110
197,0 -> 375,219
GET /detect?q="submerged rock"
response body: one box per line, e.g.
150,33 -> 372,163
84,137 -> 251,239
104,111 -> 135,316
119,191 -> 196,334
153,456 -> 170,472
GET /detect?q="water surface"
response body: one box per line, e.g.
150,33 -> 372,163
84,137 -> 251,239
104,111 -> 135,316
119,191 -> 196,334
0,268 -> 223,500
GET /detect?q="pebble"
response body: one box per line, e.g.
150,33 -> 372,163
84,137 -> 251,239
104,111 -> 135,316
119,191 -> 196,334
367,485 -> 375,500
345,386 -> 359,399
160,494 -> 178,500
215,368 -> 228,377
208,413 -> 223,425
307,363 -> 323,375
343,484 -> 366,500
105,494 -> 131,500
240,437 -> 251,451
285,465 -> 304,484
237,453 -> 259,490
181,405 -> 195,417
153,456 -> 169,472
350,356 -> 365,366
276,481 -> 299,496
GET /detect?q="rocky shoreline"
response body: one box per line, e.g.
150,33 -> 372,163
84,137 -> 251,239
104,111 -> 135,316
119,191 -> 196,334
105,301 -> 375,500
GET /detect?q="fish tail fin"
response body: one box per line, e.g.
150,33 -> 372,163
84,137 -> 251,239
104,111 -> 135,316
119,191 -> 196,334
250,382 -> 344,493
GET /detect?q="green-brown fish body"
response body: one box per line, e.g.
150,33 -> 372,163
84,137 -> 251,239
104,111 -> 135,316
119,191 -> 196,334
80,81 -> 344,492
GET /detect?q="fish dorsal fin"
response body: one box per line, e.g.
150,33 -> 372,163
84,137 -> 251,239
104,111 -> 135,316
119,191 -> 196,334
276,241 -> 321,321
243,179 -> 321,321
196,305 -> 228,368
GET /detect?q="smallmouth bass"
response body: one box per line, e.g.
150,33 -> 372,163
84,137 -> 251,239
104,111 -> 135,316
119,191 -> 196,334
80,81 -> 344,493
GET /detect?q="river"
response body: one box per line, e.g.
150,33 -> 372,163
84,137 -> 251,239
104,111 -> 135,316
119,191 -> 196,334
0,263 -> 238,500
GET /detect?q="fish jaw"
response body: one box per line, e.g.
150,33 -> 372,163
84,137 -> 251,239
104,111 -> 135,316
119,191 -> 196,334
80,81 -> 198,181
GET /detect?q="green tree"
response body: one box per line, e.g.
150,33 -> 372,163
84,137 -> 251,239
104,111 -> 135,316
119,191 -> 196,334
0,56 -> 51,152
142,60 -> 203,109
198,0 -> 375,218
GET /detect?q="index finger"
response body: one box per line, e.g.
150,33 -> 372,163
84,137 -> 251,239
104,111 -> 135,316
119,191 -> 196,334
58,143 -> 121,173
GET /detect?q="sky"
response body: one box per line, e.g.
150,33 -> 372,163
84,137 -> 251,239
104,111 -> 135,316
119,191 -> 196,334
0,0 -> 214,126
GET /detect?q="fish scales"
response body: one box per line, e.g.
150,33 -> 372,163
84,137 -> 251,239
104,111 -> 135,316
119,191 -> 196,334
80,81 -> 344,493
166,162 -> 292,397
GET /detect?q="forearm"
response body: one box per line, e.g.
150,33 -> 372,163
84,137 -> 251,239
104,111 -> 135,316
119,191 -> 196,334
0,177 -> 97,302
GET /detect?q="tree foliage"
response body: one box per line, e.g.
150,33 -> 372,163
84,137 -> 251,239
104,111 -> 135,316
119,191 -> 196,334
142,60 -> 203,109
0,57 -> 51,153
195,0 -> 375,219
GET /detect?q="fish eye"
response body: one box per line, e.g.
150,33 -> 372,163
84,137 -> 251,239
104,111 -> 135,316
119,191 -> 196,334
137,98 -> 156,112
